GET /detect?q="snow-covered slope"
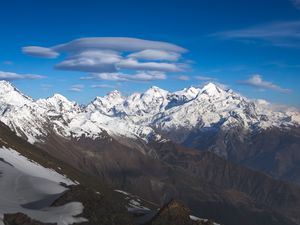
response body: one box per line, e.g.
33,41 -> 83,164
82,82 -> 300,145
0,146 -> 86,225
0,81 -> 159,144
150,83 -> 300,141
86,82 -> 300,131
0,80 -> 299,146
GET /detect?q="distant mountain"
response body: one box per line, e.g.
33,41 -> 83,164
1,80 -> 300,225
0,80 -> 300,184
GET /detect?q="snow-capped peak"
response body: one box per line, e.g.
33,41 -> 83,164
173,86 -> 201,100
46,94 -> 75,105
0,80 -> 14,89
0,80 -> 299,146
0,80 -> 24,96
107,90 -> 122,98
199,82 -> 224,97
49,93 -> 71,102
0,80 -> 32,106
38,93 -> 80,113
185,86 -> 200,95
144,86 -> 169,96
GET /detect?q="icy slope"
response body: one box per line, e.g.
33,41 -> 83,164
0,147 -> 74,184
0,147 -> 87,225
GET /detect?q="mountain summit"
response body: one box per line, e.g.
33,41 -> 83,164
0,81 -> 299,145
1,80 -> 300,185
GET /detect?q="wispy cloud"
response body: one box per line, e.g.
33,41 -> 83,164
0,71 -> 45,80
194,75 -> 217,81
117,59 -> 182,72
22,46 -> 59,58
291,0 -> 300,9
41,84 -> 53,91
52,37 -> 187,53
22,37 -> 189,81
212,21 -> 300,48
81,71 -> 166,81
69,84 -> 84,92
174,75 -> 190,81
237,74 -> 292,93
2,61 -> 14,65
262,61 -> 300,68
91,84 -> 118,89
128,49 -> 180,61
55,50 -> 120,73
55,50 -> 183,73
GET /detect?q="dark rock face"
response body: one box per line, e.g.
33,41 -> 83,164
51,185 -> 134,225
149,141 -> 300,225
145,199 -> 208,225
183,126 -> 300,185
3,213 -> 54,225
36,133 -> 172,203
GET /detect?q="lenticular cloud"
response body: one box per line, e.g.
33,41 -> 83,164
22,37 -> 189,81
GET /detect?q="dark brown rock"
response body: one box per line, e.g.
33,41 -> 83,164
3,213 -> 54,225
146,200 -> 215,225
51,185 -> 134,225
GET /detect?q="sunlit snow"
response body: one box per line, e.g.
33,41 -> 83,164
0,80 -> 299,146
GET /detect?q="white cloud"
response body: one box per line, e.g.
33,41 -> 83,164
22,37 -> 190,80
0,71 -> 45,80
52,37 -> 187,53
194,75 -> 216,81
69,84 -> 84,92
117,58 -> 181,72
22,46 -> 59,58
55,50 -> 120,73
55,50 -> 181,73
175,75 -> 190,81
82,71 -> 166,81
128,49 -> 180,61
91,84 -> 118,89
2,61 -> 13,65
212,21 -> 300,48
238,74 -> 292,93
255,99 -> 299,112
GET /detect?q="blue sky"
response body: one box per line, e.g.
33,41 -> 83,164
0,0 -> 300,107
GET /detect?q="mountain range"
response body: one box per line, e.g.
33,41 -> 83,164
1,80 -> 300,183
1,80 -> 300,225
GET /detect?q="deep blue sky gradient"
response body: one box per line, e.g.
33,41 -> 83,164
0,0 -> 299,107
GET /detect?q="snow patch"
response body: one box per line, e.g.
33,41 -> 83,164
189,215 -> 220,225
0,147 -> 87,225
0,147 -> 74,185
